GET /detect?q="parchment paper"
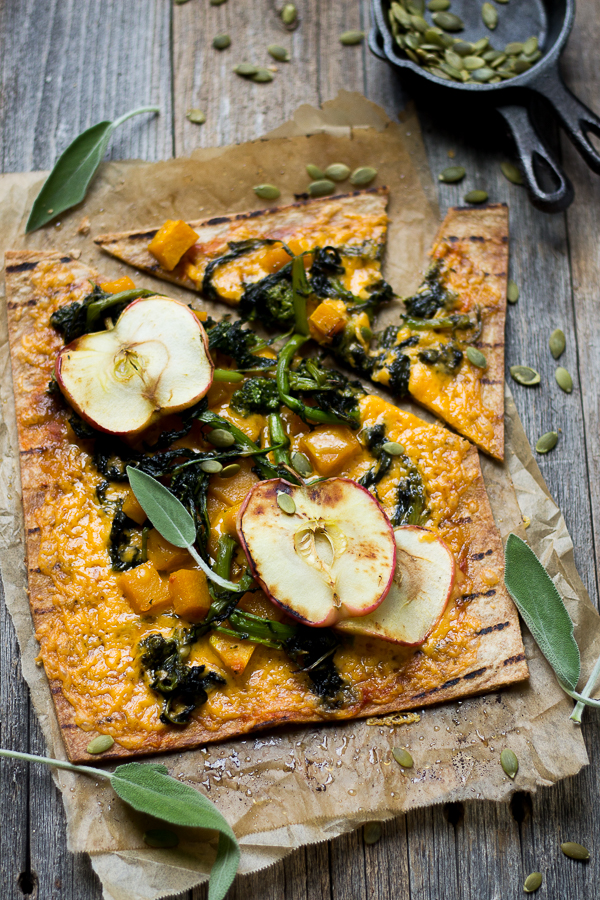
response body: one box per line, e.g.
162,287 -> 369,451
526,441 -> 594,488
0,93 -> 597,900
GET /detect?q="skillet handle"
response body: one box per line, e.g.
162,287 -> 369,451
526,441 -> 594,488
529,66 -> 600,174
496,104 -> 574,213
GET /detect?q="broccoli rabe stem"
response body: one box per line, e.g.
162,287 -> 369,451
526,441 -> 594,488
276,335 -> 343,425
268,413 -> 291,466
292,255 -> 311,336
85,288 -> 154,330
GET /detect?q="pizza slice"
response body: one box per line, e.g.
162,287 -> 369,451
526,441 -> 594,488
95,193 -> 508,458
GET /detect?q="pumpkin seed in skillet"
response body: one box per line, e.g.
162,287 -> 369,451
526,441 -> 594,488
501,161 -> 524,184
340,30 -> 365,45
560,842 -> 590,861
549,328 -> 566,358
464,189 -> 489,204
212,33 -> 231,50
535,431 -> 558,454
253,183 -> 281,200
464,56 -> 485,70
471,66 -> 495,81
481,3 -> 498,29
453,41 -> 473,56
432,11 -> 464,31
325,163 -> 351,182
513,58 -> 531,74
392,3 -> 412,28
309,179 -> 336,196
491,54 -> 508,68
439,165 -> 466,182
555,367 -> 573,393
445,49 -> 465,70
510,365 -> 540,386
471,37 -> 490,53
523,873 -> 543,893
268,44 -> 290,61
410,15 -> 429,33
407,0 -> 425,12
424,28 -> 447,48
505,41 -> 524,55
440,62 -> 463,79
523,36 -> 539,55
350,166 -> 377,186
428,0 -> 450,8
507,280 -> 519,303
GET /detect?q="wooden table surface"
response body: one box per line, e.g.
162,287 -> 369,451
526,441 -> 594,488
1,1 -> 599,898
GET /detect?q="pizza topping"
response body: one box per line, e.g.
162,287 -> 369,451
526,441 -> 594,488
55,296 -> 214,436
148,219 -> 199,271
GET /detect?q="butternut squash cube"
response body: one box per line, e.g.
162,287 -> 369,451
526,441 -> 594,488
121,488 -> 147,525
308,299 -> 348,340
208,458 -> 259,507
146,529 -> 191,571
117,562 -> 171,616
300,424 -> 361,476
148,219 -> 199,271
169,569 -> 212,621
209,632 -> 256,676
100,276 -> 136,293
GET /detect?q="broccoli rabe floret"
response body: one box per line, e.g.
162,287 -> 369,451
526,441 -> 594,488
230,377 -> 281,416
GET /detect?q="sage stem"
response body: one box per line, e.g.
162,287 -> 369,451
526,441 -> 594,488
569,651 -> 600,723
0,748 -> 109,780
187,544 -> 243,592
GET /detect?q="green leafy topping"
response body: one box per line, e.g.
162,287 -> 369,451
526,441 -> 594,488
403,263 -> 456,319
284,626 -> 346,703
230,377 -> 281,415
50,285 -> 154,343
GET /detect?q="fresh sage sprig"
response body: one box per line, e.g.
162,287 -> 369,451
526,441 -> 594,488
26,106 -> 160,233
504,534 -> 600,722
0,749 -> 239,900
127,467 -> 243,592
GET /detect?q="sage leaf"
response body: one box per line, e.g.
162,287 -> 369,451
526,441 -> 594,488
26,106 -> 159,233
504,534 -> 581,690
127,467 -> 196,548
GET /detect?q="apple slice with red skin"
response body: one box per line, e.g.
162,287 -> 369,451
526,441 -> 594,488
55,295 -> 213,437
335,525 -> 455,646
237,477 -> 396,627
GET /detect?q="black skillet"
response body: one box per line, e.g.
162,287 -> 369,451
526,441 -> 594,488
370,0 -> 600,212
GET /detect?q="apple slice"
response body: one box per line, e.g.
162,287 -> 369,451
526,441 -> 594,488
335,525 -> 455,646
237,477 -> 396,627
55,295 -> 213,436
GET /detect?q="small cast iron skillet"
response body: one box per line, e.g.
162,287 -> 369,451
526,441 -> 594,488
370,0 -> 600,212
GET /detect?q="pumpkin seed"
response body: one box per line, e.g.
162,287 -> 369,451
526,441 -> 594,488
453,41 -> 473,56
277,492 -> 296,515
439,165 -> 466,183
464,55 -> 485,70
281,3 -> 297,26
424,29 -> 447,48
291,451 -> 313,476
513,59 -> 531,74
507,280 -> 519,303
234,63 -> 258,77
407,0 -> 425,12
491,53 -> 508,68
186,109 -> 206,125
392,3 -> 412,28
252,68 -> 274,82
524,872 -> 543,893
382,441 -> 405,456
350,166 -> 377,186
549,328 -> 566,358
505,41 -> 524,55
481,3 -> 498,29
207,428 -> 236,448
410,15 -> 429,33
87,734 -> 114,755
466,346 -> 487,368
144,828 -> 180,849
464,189 -> 489,204
392,747 -> 414,768
309,179 -> 336,197
210,0 -> 228,5
495,0 -> 510,3
404,47 -> 420,63
200,459 -> 224,474
560,841 -> 590,861
535,431 -> 558,454
340,30 -> 364,45
471,66 -> 495,82
471,37 -> 490,53
523,36 -> 539,55
432,11 -> 464,31
428,0 -> 450,9
555,367 -> 573,393
524,49 -> 542,63
363,821 -> 382,845
306,163 -> 325,180
325,163 -> 351,182
405,33 -> 422,51
445,50 -> 465,70
501,161 -> 524,184
212,33 -> 231,50
253,183 -> 281,200
482,49 -> 501,62
440,62 -> 462,80
500,747 -> 519,779
219,463 -> 241,478
510,365 -> 540,386
268,44 -> 290,62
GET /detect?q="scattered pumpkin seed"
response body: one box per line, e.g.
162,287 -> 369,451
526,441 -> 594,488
505,41 -> 524,55
560,841 -> 590,861
523,36 -> 539,55
392,747 -> 414,768
439,165 -> 466,183
143,829 -> 180,849
428,0 -> 450,9
174,0 -> 192,5
252,68 -> 274,82
555,366 -> 573,393
501,161 -> 524,184
466,347 -> 487,368
495,0 -> 510,3
524,872 -> 543,893
210,0 -> 228,5
281,3 -> 297,26
219,463 -> 241,478
212,33 -> 231,50
549,328 -> 566,358
363,821 -> 382,845
382,441 -> 406,456
432,11 -> 464,31
186,109 -> 206,125
535,431 -> 558,454
86,734 -> 114,755
234,63 -> 259,77
253,183 -> 281,200
207,428 -> 236,448
306,164 -> 324,180
464,55 -> 485,70
291,451 -> 313,476
350,166 -> 377,186
500,748 -> 519,779
510,365 -> 540,386
481,3 -> 498,30
268,44 -> 290,62
308,179 -> 336,197
277,492 -> 296,515
464,189 -> 489,203
340,30 -> 364,45
507,280 -> 519,303
325,163 -> 351,182
200,459 -> 223,474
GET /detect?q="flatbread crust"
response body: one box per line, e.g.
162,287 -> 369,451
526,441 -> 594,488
4,250 -> 527,763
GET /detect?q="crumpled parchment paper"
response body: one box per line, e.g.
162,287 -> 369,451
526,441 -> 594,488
0,93 -> 597,900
